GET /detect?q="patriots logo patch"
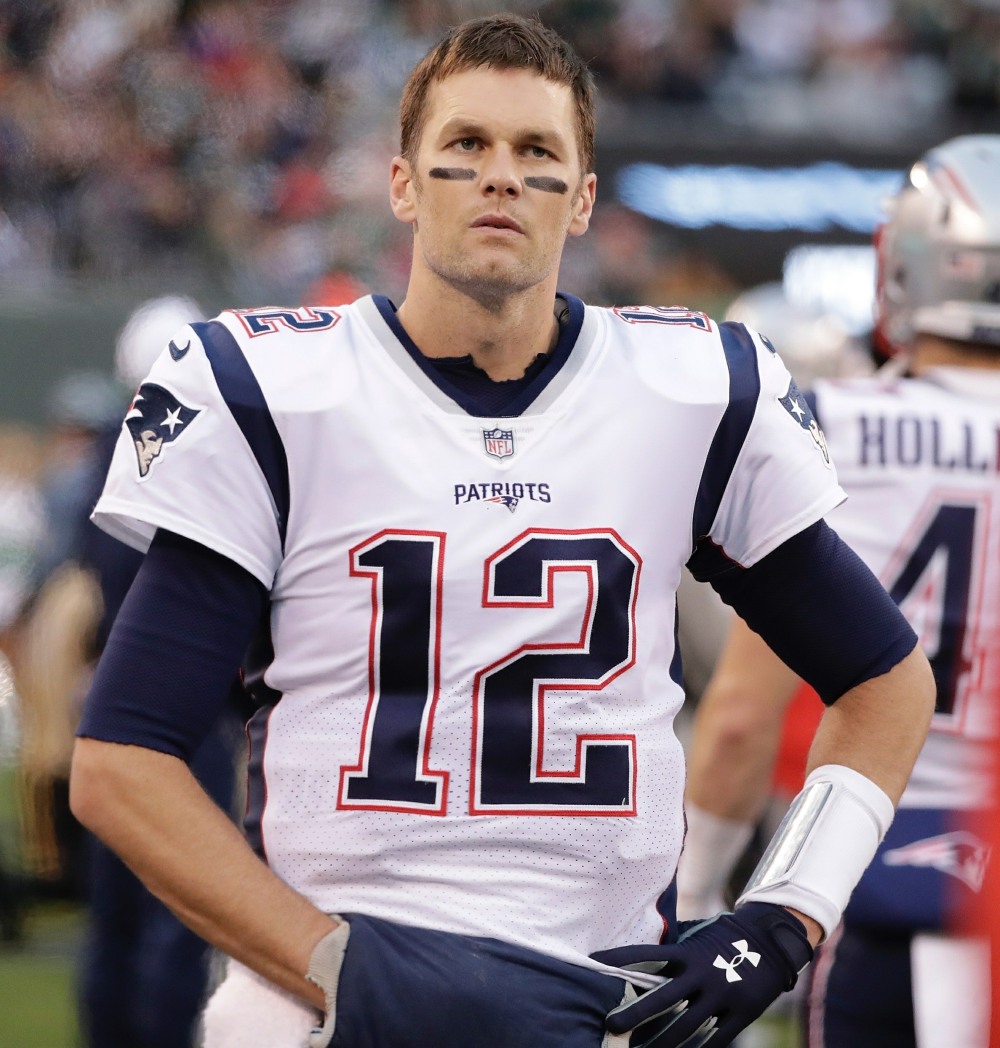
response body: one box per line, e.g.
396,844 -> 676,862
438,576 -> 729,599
124,383 -> 200,478
884,831 -> 991,892
779,380 -> 830,465
486,494 -> 519,513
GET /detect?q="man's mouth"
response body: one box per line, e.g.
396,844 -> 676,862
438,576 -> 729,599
472,214 -> 524,234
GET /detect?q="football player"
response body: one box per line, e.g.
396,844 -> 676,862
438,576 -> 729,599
678,134 -> 1000,1047
69,14 -> 934,1048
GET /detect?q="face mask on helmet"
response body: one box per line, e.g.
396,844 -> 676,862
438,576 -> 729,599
874,134 -> 1000,357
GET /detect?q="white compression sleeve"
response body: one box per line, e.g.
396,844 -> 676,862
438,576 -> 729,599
676,803 -> 755,919
735,764 -> 895,939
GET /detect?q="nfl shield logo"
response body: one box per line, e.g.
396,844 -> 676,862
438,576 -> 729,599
483,427 -> 515,460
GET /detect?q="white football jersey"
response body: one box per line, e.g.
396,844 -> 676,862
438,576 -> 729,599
814,367 -> 1000,810
93,294 -> 843,972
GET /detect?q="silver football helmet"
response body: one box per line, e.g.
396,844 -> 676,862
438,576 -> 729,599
115,294 -> 205,390
876,134 -> 1000,355
725,281 -> 873,389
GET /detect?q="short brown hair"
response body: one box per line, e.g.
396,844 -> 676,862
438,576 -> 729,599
399,13 -> 596,173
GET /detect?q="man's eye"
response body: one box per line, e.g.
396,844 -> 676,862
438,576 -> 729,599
457,138 -> 477,151
530,146 -> 550,159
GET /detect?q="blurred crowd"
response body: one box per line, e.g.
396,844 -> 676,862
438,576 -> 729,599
1,0 -> 998,306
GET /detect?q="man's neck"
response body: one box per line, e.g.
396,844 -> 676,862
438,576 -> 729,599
395,274 -> 562,381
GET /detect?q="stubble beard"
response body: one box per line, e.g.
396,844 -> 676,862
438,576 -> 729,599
438,257 -> 537,313
416,226 -> 553,313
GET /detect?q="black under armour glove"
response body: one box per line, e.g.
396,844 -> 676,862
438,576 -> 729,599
590,902 -> 813,1048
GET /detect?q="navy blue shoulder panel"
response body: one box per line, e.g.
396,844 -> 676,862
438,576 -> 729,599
690,321 -> 761,547
192,320 -> 290,549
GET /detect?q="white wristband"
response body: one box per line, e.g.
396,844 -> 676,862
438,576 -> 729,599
735,764 -> 895,939
676,803 -> 755,918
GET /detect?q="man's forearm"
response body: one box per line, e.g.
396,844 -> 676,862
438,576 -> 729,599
736,645 -> 934,943
685,618 -> 801,822
70,737 -> 337,1009
685,688 -> 788,822
805,645 -> 935,805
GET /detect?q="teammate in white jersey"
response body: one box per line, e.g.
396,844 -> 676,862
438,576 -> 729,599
677,134 -> 1000,1048
68,15 -> 934,1048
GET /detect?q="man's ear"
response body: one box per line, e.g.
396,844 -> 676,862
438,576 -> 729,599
568,173 -> 597,238
390,156 -> 417,225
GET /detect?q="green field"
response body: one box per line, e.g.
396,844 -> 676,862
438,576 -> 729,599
0,763 -> 83,1048
0,902 -> 83,1048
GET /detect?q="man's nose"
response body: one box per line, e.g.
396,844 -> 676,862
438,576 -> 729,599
480,149 -> 521,197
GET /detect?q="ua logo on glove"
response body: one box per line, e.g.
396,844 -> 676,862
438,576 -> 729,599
590,903 -> 813,1047
713,939 -> 761,982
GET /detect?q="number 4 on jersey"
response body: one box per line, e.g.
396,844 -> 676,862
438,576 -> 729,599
883,497 -> 990,730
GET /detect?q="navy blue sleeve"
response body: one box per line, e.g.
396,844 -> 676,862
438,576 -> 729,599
76,529 -> 267,760
695,520 -> 918,704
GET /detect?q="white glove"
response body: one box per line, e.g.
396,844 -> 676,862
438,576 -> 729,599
306,920 -> 351,1048
201,960 -> 317,1048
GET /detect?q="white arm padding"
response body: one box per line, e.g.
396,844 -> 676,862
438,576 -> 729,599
736,764 -> 895,939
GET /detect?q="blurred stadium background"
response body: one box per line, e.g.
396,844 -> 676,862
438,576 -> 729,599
2,0 -> 1000,425
0,0 -> 998,1045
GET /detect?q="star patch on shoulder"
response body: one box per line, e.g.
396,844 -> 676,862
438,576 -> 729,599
124,383 -> 200,478
778,379 -> 830,465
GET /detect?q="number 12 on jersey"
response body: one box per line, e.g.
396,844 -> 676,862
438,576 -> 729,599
339,528 -> 641,817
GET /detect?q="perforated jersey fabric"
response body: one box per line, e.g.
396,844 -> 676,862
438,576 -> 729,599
92,294 -> 844,974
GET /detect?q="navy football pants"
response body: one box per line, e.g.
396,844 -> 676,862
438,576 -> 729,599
329,913 -> 631,1048
807,924 -> 917,1048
